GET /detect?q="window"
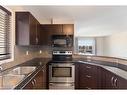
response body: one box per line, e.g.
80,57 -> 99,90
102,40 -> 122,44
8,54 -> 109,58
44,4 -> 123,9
0,6 -> 11,61
75,37 -> 96,55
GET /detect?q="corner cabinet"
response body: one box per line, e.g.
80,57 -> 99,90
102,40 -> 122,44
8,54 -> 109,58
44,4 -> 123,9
15,12 -> 40,45
75,62 -> 127,89
101,67 -> 127,89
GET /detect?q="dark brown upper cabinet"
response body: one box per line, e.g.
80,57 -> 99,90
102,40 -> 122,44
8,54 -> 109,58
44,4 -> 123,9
63,24 -> 74,35
15,12 -> 40,45
40,24 -> 74,45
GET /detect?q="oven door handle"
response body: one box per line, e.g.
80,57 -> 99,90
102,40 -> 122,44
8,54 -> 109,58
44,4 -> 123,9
49,83 -> 74,87
49,63 -> 75,67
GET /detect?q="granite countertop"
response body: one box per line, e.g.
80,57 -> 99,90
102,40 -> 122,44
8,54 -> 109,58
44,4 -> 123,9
15,58 -> 51,89
0,57 -> 127,89
0,58 -> 51,89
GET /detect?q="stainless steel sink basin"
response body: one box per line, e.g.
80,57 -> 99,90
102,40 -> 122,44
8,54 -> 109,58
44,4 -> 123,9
0,74 -> 25,89
0,66 -> 36,89
8,66 -> 36,75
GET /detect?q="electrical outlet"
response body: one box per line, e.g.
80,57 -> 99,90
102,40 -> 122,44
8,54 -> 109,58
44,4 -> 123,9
26,51 -> 29,55
39,50 -> 42,54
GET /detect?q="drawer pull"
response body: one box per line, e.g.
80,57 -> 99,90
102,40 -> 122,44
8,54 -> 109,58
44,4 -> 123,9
33,79 -> 36,84
86,66 -> 91,69
85,87 -> 91,89
86,75 -> 91,78
32,81 -> 35,86
114,78 -> 117,88
111,77 -> 114,86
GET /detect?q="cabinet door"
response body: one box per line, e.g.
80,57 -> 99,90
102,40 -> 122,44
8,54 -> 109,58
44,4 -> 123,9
103,69 -> 118,89
36,21 -> 40,45
104,70 -> 114,89
33,70 -> 43,89
118,76 -> 127,89
79,63 -> 98,89
75,63 -> 79,89
40,25 -> 52,45
15,12 -> 30,45
42,65 -> 47,89
52,24 -> 63,35
16,12 -> 40,45
100,67 -> 106,89
63,24 -> 74,35
29,14 -> 37,45
23,80 -> 34,89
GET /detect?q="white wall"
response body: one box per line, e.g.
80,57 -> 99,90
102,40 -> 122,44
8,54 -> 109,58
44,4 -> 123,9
103,32 -> 127,59
96,37 -> 104,56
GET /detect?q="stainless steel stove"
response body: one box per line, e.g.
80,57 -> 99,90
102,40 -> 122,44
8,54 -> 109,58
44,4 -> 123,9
49,50 -> 75,89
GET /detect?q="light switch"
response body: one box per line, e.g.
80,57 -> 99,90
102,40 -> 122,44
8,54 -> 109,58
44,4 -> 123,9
26,51 -> 29,55
39,50 -> 42,54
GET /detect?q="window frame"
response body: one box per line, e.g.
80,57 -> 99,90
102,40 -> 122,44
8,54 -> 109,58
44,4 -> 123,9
74,37 -> 96,55
0,6 -> 14,65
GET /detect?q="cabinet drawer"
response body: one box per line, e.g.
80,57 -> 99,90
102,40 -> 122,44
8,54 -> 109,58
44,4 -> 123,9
79,77 -> 98,89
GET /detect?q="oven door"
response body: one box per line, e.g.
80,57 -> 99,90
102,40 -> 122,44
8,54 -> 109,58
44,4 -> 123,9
49,63 -> 75,82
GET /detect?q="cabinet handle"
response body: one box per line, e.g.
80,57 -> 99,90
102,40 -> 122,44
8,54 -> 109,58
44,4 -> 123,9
114,78 -> 117,88
33,79 -> 36,84
36,38 -> 38,44
86,75 -> 91,78
85,87 -> 91,89
86,66 -> 91,69
32,81 -> 35,86
111,77 -> 114,86
42,69 -> 44,72
49,83 -> 54,86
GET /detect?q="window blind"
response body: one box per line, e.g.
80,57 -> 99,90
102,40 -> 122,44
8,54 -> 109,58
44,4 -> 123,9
0,6 -> 11,60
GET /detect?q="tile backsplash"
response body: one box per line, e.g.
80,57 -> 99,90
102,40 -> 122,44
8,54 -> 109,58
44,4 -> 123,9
2,45 -> 127,70
1,46 -> 52,70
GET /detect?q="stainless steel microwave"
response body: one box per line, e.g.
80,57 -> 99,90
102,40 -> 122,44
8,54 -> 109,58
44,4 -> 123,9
52,35 -> 73,48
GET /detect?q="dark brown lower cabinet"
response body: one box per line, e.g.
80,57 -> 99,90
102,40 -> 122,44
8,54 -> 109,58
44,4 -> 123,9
75,62 -> 127,89
102,68 -> 118,89
23,66 -> 47,89
118,76 -> 127,89
101,67 -> 127,89
77,63 -> 101,89
23,70 -> 43,89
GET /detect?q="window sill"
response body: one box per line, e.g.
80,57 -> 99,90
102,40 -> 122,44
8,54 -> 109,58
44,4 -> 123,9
0,58 -> 14,65
78,53 -> 95,55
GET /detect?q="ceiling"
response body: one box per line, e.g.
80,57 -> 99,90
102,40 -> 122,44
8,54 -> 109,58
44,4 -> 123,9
8,6 -> 127,36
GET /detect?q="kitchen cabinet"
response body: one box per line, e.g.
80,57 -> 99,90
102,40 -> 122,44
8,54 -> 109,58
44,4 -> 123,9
102,68 -> 118,89
78,63 -> 101,89
16,12 -> 40,45
40,24 -> 74,45
101,67 -> 127,89
76,62 -> 127,89
40,24 -> 63,45
23,66 -> 47,89
75,63 -> 79,89
117,76 -> 127,89
63,24 -> 74,35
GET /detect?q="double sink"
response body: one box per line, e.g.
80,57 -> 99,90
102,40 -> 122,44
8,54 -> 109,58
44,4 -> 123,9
0,66 -> 36,89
